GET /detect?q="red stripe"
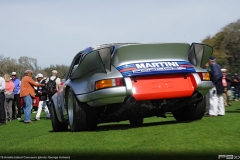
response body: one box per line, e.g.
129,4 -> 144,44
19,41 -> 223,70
120,68 -> 136,72
180,64 -> 194,68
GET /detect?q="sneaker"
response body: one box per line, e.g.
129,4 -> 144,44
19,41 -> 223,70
235,99 -> 239,101
35,118 -> 40,121
17,118 -> 21,121
7,118 -> 12,122
32,111 -> 37,113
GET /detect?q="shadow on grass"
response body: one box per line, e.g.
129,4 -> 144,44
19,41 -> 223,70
225,110 -> 240,113
95,120 -> 192,132
48,120 -> 193,133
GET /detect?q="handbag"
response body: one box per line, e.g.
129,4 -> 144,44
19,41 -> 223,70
20,96 -> 40,107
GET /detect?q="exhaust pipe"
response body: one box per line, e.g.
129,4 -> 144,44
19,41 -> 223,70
188,92 -> 203,104
108,96 -> 136,117
168,92 -> 203,112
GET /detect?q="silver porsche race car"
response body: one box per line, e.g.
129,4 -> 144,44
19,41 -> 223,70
50,43 -> 213,132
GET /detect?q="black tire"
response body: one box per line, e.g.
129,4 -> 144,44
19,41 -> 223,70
50,101 -> 68,132
172,96 -> 206,121
67,88 -> 98,132
129,118 -> 144,126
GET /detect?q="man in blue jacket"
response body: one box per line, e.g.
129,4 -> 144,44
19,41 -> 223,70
207,56 -> 225,117
11,72 -> 21,120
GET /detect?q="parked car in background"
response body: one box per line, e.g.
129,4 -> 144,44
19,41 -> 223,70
49,43 -> 213,132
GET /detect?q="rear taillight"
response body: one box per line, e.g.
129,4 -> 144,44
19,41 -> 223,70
197,72 -> 210,81
95,78 -> 124,90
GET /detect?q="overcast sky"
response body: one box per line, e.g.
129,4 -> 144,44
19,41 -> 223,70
1,0 -> 240,68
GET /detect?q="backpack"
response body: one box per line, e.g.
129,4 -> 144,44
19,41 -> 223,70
47,77 -> 57,96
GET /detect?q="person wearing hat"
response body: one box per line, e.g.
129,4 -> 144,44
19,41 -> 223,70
206,56 -> 225,117
221,69 -> 232,106
35,73 -> 50,120
0,75 -> 6,126
11,71 -> 22,120
20,70 -> 45,124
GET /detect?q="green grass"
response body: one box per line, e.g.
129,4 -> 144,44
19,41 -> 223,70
0,102 -> 240,160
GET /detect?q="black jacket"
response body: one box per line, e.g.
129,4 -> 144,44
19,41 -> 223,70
35,79 -> 47,101
209,63 -> 224,94
232,75 -> 240,87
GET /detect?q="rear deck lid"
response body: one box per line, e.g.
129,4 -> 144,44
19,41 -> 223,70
112,43 -> 194,77
112,43 -> 212,77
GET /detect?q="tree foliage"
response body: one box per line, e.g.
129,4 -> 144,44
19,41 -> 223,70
0,55 -> 69,79
44,64 -> 69,79
202,19 -> 240,74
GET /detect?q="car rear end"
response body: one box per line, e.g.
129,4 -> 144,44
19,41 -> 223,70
77,43 -> 213,107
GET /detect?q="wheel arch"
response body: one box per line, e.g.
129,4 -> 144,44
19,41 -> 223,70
51,94 -> 63,122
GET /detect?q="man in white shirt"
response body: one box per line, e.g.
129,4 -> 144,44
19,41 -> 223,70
46,70 -> 61,109
0,76 -> 6,125
46,70 -> 61,94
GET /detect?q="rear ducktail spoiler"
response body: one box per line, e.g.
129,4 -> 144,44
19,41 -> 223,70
111,43 -> 213,77
112,43 -> 213,68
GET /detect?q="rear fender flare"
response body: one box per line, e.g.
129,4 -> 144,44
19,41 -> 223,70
51,94 -> 64,122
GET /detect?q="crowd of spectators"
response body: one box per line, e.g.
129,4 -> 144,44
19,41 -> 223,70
0,69 -> 61,125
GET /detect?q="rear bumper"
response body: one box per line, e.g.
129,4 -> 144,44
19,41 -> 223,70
76,74 -> 212,107
76,86 -> 127,107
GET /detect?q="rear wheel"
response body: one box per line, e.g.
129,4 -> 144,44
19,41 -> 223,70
172,96 -> 206,121
50,101 -> 68,132
67,88 -> 98,132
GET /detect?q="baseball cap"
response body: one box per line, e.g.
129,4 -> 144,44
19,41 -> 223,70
209,56 -> 215,60
221,69 -> 227,72
12,72 -> 17,75
35,73 -> 43,78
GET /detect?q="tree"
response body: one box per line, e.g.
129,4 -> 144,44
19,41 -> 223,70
44,64 -> 69,79
202,19 -> 240,74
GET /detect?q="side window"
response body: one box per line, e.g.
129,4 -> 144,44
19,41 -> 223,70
188,45 -> 197,66
98,47 -> 112,73
70,56 -> 81,76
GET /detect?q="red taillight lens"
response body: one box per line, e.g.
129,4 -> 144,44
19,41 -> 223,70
115,78 -> 123,86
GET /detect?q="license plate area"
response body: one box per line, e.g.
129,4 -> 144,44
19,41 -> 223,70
131,74 -> 196,101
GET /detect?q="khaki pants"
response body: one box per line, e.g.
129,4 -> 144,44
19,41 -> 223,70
222,87 -> 231,106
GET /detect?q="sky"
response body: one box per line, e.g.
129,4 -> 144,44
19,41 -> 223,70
1,0 -> 240,68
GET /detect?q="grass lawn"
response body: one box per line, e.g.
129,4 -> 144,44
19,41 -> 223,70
0,101 -> 239,160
